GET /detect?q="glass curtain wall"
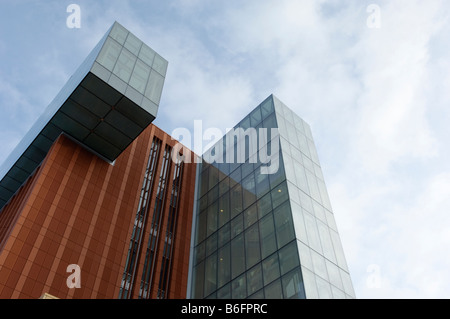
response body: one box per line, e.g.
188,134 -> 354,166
190,95 -> 355,299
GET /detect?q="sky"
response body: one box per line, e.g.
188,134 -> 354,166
1,0 -> 450,299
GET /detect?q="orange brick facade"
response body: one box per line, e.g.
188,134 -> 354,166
0,124 -> 196,299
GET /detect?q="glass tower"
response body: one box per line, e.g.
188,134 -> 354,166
189,95 -> 355,299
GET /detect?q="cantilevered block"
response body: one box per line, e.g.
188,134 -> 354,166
0,21 -> 168,210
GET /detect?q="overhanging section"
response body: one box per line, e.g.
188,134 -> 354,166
0,21 -> 168,211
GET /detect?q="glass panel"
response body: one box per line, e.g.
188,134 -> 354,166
218,222 -> 230,248
113,48 -> 137,83
209,165 -> 219,188
129,59 -> 151,94
241,162 -> 253,179
193,261 -> 205,298
293,114 -> 305,134
330,230 -> 348,270
286,122 -> 299,149
282,268 -> 305,299
218,243 -> 231,288
199,195 -> 208,212
325,209 -> 338,232
245,223 -> 261,269
301,266 -> 318,299
230,184 -> 243,219
206,291 -> 217,299
263,113 -> 277,129
218,177 -> 230,197
207,184 -> 218,208
280,137 -> 291,156
248,289 -> 264,299
152,54 -> 168,76
282,103 -> 293,123
255,169 -> 270,198
230,166 -> 242,185
247,263 -> 263,296
317,179 -> 333,211
325,259 -> 344,291
250,106 -> 262,126
97,37 -> 121,71
218,192 -> 230,228
231,233 -> 245,279
268,152 -> 285,187
217,283 -> 231,299
294,163 -> 309,195
144,70 -> 164,104
139,44 -> 156,67
206,201 -> 218,237
283,154 -> 297,186
231,273 -> 247,299
264,278 -> 283,299
257,192 -> 272,219
196,210 -> 207,243
262,253 -> 280,286
303,122 -> 314,141
331,286 -> 346,299
229,161 -> 240,179
259,213 -> 277,259
291,201 -> 308,244
270,181 -> 288,209
278,240 -> 299,275
241,172 -> 256,209
195,241 -> 205,265
274,201 -> 295,248
303,211 -> 323,254
204,252 -> 217,297
310,249 -> 329,281
302,153 -> 315,174
314,163 -> 324,181
290,146 -> 302,164
297,240 -> 313,270
315,275 -> 332,299
230,214 -> 243,239
110,23 -> 128,44
239,116 -> 251,130
200,165 -> 209,197
124,32 -> 142,55
298,134 -> 311,158
276,114 -> 287,136
206,232 -> 217,257
308,138 -> 320,164
243,203 -> 258,229
339,269 -> 355,297
317,221 -> 337,264
299,190 -> 313,213
312,201 -> 327,224
260,98 -> 274,119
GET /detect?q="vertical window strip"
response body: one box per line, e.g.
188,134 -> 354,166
157,159 -> 184,298
119,137 -> 161,299
139,145 -> 173,299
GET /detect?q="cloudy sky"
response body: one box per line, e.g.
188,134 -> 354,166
1,0 -> 450,299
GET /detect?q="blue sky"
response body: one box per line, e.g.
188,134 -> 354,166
1,0 -> 450,298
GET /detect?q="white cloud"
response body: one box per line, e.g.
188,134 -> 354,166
347,171 -> 450,298
351,1 -> 444,173
0,77 -> 38,165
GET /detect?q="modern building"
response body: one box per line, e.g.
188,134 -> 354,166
188,96 -> 355,299
0,22 -> 355,299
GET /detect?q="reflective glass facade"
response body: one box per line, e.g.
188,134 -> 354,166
189,95 -> 355,299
